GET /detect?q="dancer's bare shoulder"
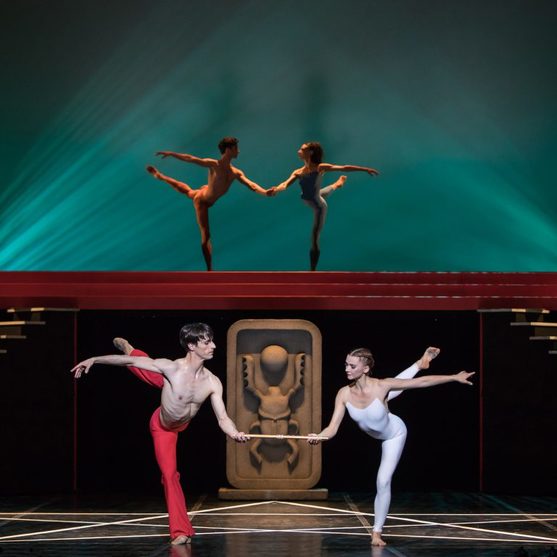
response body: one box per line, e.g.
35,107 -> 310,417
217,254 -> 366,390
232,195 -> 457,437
152,357 -> 180,374
192,156 -> 218,168
336,385 -> 351,404
228,165 -> 245,178
317,163 -> 335,172
376,376 -> 397,393
230,164 -> 258,182
193,369 -> 224,404
206,369 -> 223,391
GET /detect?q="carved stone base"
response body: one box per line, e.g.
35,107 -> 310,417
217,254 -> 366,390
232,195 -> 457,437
218,488 -> 328,501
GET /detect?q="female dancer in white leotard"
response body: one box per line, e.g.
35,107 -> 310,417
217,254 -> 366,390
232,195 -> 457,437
270,142 -> 379,271
309,347 -> 474,546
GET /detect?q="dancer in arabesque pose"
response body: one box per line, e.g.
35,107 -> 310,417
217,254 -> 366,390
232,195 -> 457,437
309,347 -> 474,546
269,141 -> 379,270
71,323 -> 249,545
147,137 -> 272,270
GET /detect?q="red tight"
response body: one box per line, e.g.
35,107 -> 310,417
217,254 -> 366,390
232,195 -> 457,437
129,349 -> 195,539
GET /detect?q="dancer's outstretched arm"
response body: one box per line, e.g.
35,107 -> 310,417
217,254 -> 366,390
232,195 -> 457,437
384,371 -> 474,393
234,168 -> 270,196
319,162 -> 379,176
156,150 -> 218,168
308,387 -> 348,444
209,375 -> 249,441
272,169 -> 302,194
71,354 -> 173,378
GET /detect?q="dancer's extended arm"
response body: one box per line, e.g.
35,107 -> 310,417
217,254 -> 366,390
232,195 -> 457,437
319,163 -> 379,176
209,376 -> 249,441
308,387 -> 348,444
71,355 -> 173,378
384,371 -> 474,393
272,170 -> 301,193
156,151 -> 217,168
234,169 -> 269,196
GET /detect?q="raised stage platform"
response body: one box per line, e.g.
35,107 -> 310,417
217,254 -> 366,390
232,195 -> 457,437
2,271 -> 557,310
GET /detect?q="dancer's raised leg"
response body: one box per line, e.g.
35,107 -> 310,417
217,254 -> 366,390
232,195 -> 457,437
387,347 -> 440,401
147,166 -> 196,199
417,347 -> 440,370
113,337 -> 163,389
320,175 -> 347,198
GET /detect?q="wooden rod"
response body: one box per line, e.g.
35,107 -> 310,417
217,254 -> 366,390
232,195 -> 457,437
246,434 -> 328,440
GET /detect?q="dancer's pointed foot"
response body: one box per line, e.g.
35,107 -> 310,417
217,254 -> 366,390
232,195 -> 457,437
146,165 -> 162,179
372,532 -> 387,546
333,175 -> 347,190
113,337 -> 134,355
171,535 -> 191,545
418,346 -> 440,369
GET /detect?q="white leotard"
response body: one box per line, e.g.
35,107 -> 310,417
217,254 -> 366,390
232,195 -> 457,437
346,399 -> 407,441
344,363 -> 419,533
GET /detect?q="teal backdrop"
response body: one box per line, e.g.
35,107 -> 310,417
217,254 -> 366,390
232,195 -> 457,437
1,0 -> 556,271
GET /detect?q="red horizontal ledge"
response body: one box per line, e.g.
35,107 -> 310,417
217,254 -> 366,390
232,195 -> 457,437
4,271 -> 557,285
1,272 -> 557,311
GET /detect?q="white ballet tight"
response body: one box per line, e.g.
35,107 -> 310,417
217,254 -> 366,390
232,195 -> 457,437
375,363 -> 420,532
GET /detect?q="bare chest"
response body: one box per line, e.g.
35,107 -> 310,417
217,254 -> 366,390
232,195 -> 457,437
207,167 -> 235,192
167,373 -> 210,403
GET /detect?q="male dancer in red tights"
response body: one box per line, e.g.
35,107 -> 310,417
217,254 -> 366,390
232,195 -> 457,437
71,323 -> 248,545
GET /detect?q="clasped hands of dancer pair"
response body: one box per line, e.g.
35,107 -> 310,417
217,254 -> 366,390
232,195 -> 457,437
146,137 -> 380,271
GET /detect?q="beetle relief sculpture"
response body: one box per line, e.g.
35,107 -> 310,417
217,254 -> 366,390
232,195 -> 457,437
241,344 -> 305,471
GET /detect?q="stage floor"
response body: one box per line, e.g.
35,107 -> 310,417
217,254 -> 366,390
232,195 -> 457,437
1,492 -> 556,557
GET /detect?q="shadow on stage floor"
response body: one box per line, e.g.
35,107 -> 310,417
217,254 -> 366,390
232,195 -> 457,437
1,492 -> 556,557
